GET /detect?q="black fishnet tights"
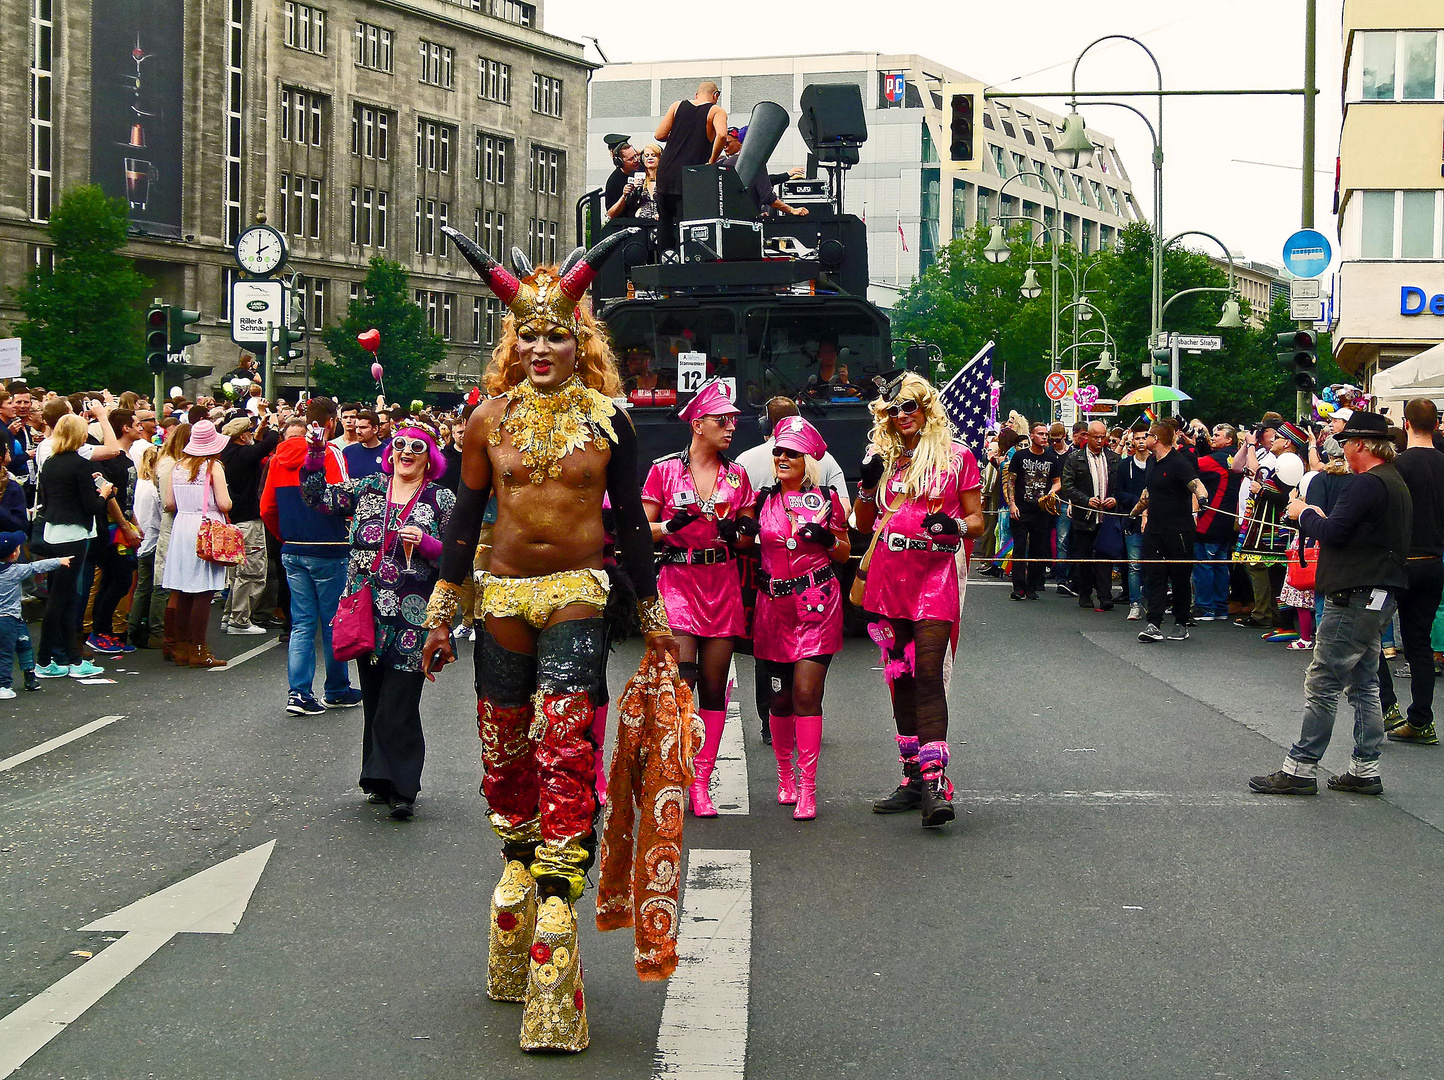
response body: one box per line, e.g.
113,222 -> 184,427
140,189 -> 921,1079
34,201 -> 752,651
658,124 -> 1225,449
676,634 -> 734,712
885,618 -> 951,746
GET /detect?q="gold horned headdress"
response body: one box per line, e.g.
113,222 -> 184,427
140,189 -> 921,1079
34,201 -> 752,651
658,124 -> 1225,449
442,225 -> 639,337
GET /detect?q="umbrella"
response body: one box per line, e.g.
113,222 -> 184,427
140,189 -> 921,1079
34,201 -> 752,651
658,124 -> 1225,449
1117,385 -> 1192,407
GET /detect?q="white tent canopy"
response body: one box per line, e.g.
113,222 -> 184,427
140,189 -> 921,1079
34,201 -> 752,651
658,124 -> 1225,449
1371,341 -> 1444,414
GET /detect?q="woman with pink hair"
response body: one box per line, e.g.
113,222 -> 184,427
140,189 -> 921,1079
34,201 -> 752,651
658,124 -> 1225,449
300,420 -> 455,819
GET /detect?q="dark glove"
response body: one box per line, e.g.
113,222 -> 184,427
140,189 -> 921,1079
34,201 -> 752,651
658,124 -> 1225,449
664,508 -> 700,534
715,517 -> 741,544
922,511 -> 960,537
735,515 -> 759,538
600,507 -> 617,535
859,453 -> 886,490
797,522 -> 835,548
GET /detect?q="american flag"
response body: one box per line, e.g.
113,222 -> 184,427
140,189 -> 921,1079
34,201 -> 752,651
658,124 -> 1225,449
939,341 -> 996,459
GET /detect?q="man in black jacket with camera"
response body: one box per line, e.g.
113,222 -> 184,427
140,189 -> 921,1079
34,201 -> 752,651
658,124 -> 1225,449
1250,411 -> 1412,797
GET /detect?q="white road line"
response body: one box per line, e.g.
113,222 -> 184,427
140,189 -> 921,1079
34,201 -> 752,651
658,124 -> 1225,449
654,849 -> 752,1079
0,715 -> 126,773
210,638 -> 279,671
712,660 -> 749,815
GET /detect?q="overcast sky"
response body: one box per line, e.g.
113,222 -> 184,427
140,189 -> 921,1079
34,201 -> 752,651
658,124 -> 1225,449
548,0 -> 1344,276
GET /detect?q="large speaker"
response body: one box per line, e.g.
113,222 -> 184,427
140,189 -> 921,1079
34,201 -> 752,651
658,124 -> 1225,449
798,84 -> 868,158
681,165 -> 756,221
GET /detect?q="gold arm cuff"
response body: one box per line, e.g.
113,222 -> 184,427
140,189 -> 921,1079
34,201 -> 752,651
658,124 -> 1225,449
424,580 -> 468,630
637,593 -> 671,636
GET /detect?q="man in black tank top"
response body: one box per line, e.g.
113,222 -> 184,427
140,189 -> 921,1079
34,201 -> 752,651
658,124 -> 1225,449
655,81 -> 727,246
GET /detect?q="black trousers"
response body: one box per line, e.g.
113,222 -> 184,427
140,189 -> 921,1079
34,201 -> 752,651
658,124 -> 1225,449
657,192 -> 683,250
1378,558 -> 1444,728
92,543 -> 138,640
1011,514 -> 1053,595
1144,530 -> 1193,627
1070,525 -> 1113,605
38,539 -> 90,666
356,660 -> 428,801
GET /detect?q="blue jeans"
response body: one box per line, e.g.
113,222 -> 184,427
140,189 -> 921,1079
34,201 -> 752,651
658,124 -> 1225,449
0,614 -> 34,687
281,552 -> 351,698
1053,512 -> 1071,577
1192,541 -> 1231,617
1124,531 -> 1144,604
1289,592 -> 1396,770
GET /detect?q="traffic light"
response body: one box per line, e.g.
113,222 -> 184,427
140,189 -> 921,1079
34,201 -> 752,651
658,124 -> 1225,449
145,304 -> 169,373
1149,346 -> 1172,380
1276,330 -> 1317,391
272,323 -> 304,365
168,307 -> 201,354
941,82 -> 984,170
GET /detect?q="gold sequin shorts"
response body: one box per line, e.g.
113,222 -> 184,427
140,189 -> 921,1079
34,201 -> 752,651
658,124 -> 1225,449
476,567 -> 611,629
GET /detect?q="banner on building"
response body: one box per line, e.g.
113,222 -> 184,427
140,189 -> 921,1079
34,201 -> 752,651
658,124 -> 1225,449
90,0 -> 184,236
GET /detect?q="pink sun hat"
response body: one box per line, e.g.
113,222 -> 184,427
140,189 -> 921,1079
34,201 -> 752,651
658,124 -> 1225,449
772,415 -> 827,458
677,377 -> 741,423
183,419 -> 230,456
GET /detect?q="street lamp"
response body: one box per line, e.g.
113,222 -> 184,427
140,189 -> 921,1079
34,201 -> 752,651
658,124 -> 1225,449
1054,110 -> 1095,170
1217,298 -> 1244,328
983,225 -> 1010,263
1020,268 -> 1042,300
1158,228 -> 1243,410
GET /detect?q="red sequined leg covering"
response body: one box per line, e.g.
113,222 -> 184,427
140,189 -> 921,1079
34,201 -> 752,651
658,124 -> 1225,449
480,700 -> 541,841
532,691 -> 597,901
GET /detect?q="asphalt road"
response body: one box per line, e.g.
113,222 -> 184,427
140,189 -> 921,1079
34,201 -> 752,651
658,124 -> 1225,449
4,579 -> 1444,1078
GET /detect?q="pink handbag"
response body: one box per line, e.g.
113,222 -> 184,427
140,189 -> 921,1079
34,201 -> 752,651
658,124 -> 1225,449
195,463 -> 245,565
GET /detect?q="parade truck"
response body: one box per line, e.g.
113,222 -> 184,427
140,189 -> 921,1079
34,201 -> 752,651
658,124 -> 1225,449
579,86 -> 924,481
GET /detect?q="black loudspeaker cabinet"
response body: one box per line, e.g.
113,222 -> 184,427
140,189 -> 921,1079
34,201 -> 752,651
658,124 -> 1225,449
798,84 -> 868,154
679,219 -> 764,263
681,164 -> 758,221
763,214 -> 869,297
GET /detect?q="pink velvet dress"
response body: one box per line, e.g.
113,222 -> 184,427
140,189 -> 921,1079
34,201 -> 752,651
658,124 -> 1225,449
753,485 -> 846,663
864,441 -> 981,625
642,452 -> 753,638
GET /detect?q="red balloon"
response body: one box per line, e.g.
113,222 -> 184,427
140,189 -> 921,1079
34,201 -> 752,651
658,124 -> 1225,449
357,328 -> 381,354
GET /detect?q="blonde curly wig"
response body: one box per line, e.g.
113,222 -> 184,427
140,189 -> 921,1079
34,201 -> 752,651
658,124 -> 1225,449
866,372 -> 960,500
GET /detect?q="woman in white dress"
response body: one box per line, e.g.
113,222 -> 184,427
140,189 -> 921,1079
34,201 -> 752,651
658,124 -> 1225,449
162,420 -> 232,668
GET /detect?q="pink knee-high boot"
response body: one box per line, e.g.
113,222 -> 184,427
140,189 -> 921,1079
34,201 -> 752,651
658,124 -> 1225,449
689,708 -> 727,817
770,714 -> 797,805
591,703 -> 609,806
793,715 -> 822,820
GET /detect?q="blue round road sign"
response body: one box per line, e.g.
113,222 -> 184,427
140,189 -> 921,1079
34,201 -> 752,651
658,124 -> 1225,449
1281,229 -> 1332,279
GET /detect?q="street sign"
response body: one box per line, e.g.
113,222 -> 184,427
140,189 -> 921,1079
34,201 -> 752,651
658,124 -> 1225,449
1044,371 -> 1070,401
1281,229 -> 1332,279
1057,370 -> 1079,426
1290,278 -> 1321,300
1170,334 -> 1222,351
1083,398 -> 1118,417
1290,298 -> 1324,321
230,280 -> 285,346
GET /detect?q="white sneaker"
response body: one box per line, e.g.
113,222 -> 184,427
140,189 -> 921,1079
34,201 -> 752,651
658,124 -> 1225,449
226,623 -> 268,635
0,687 -> 15,699
1127,603 -> 1142,621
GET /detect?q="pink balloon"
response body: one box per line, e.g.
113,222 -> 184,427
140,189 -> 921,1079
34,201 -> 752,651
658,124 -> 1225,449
371,363 -> 384,381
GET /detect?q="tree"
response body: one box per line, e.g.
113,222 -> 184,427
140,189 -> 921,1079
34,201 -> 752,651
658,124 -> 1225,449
317,257 -> 446,405
10,185 -> 151,392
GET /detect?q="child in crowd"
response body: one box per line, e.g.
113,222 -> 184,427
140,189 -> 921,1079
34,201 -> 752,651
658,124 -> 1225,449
0,531 -> 73,697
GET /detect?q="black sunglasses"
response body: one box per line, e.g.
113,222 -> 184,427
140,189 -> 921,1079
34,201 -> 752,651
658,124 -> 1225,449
886,399 -> 921,419
772,446 -> 803,458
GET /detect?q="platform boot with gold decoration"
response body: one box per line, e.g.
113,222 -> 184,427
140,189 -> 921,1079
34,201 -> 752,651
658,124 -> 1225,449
520,894 -> 589,1052
487,857 -> 538,1002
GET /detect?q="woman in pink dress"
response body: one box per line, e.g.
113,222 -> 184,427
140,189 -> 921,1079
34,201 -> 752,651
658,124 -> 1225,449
751,416 -> 850,820
854,374 -> 984,829
642,379 -> 756,816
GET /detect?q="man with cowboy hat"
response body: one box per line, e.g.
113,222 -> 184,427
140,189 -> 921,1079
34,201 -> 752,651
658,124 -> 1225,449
1250,410 -> 1412,797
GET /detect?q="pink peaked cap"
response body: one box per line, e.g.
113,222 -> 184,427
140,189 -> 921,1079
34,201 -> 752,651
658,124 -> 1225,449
772,415 -> 827,458
677,378 -> 741,423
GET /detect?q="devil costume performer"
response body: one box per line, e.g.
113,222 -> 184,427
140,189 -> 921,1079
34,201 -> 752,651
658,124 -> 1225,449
854,373 -> 983,829
751,416 -> 849,820
424,225 -> 673,1053
642,379 -> 755,817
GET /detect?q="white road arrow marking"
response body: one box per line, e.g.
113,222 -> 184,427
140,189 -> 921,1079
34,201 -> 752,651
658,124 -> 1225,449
0,839 -> 277,1078
0,715 -> 125,773
654,849 -> 752,1078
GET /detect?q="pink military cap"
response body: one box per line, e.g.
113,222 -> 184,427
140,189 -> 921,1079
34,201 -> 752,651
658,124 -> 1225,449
677,377 -> 741,422
772,415 -> 827,458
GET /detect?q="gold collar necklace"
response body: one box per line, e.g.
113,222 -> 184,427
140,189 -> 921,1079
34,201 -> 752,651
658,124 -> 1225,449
490,375 -> 618,483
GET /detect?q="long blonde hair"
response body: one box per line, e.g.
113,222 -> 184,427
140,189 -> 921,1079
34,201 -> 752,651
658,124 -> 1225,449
866,372 -> 959,500
484,297 -> 622,398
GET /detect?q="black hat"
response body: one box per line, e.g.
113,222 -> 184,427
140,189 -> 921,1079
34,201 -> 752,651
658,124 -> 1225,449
1337,411 -> 1389,441
603,133 -> 632,151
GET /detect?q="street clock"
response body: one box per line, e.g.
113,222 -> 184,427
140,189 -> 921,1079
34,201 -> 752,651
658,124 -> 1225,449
234,224 -> 287,276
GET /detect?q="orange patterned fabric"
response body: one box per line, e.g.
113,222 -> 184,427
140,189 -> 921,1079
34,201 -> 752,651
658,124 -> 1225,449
595,651 -> 698,981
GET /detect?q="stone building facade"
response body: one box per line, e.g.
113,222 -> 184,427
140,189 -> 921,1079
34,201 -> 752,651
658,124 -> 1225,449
0,0 -> 592,392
